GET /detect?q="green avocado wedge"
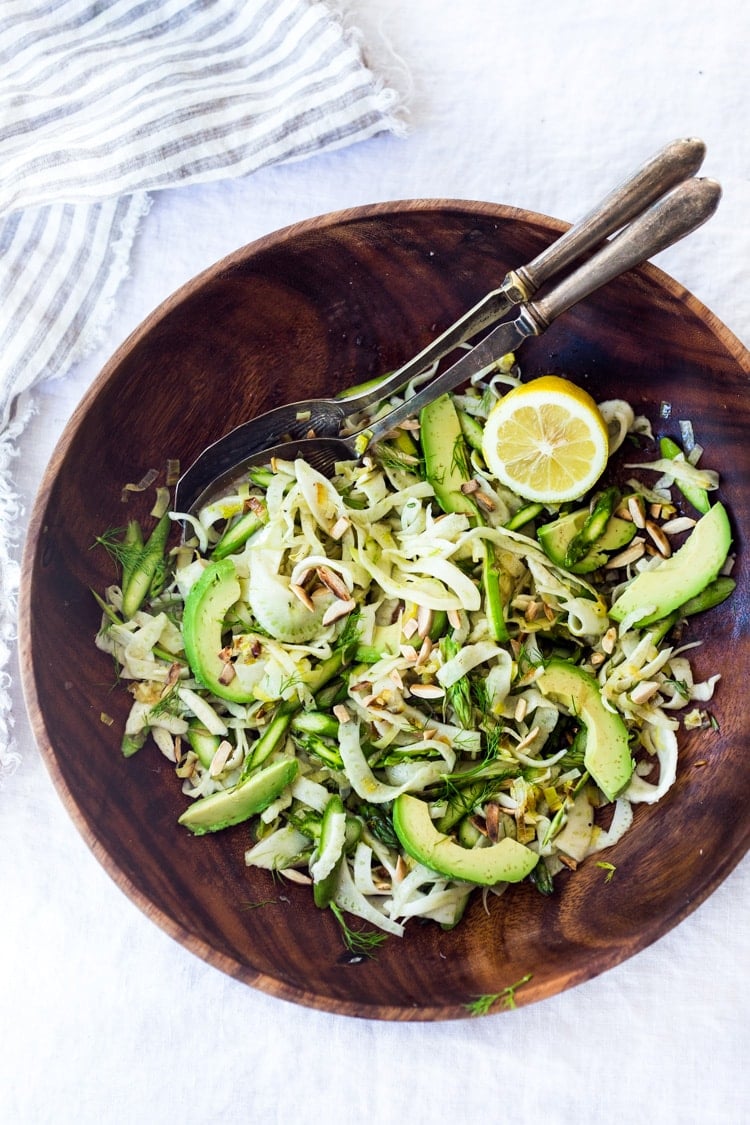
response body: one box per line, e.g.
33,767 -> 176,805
609,502 -> 732,627
392,794 -> 539,885
537,506 -> 636,573
536,660 -> 633,801
178,757 -> 298,835
182,558 -> 255,703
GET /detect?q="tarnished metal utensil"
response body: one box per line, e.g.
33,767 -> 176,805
185,176 -> 720,506
175,138 -> 705,512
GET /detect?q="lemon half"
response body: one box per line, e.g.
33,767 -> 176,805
481,375 -> 609,504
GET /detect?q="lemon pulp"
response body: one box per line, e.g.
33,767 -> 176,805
481,375 -> 609,503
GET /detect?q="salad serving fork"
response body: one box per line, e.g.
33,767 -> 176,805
174,138 -> 707,513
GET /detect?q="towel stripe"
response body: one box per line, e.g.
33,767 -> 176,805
0,0 -> 402,424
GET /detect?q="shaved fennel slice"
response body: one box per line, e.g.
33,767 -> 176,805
294,458 -> 347,533
625,725 -> 678,804
245,824 -> 311,869
309,809 -> 347,883
586,798 -> 634,855
437,641 -> 505,687
597,399 -> 635,454
338,721 -> 453,802
332,859 -> 405,937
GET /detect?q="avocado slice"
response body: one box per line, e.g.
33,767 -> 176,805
182,558 -> 257,703
178,757 -> 298,835
538,507 -> 636,573
420,393 -> 478,516
536,660 -> 633,800
392,794 -> 539,885
609,502 -> 732,626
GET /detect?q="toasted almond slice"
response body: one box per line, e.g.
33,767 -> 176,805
399,644 -> 419,663
290,583 -> 316,611
322,598 -> 356,626
590,651 -> 606,667
460,479 -> 479,494
485,801 -> 500,843
474,491 -> 496,511
409,682 -> 445,700
525,600 -> 541,621
316,565 -> 350,600
514,696 -> 528,722
601,626 -> 618,655
558,854 -> 578,871
604,540 -> 646,569
645,520 -> 672,557
209,739 -> 233,777
660,516 -> 696,535
280,869 -> 313,885
175,750 -> 198,779
403,616 -> 419,640
447,608 -> 462,630
416,605 -> 433,639
329,515 -> 351,540
628,495 -> 646,528
218,661 -> 236,685
630,680 -> 661,705
333,703 -> 352,723
414,636 -> 433,669
515,725 -> 540,752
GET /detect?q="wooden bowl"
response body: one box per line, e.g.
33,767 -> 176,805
19,200 -> 750,1020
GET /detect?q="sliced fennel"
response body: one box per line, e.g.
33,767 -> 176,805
94,369 -> 731,945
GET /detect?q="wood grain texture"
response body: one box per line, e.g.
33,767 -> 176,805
18,200 -> 750,1020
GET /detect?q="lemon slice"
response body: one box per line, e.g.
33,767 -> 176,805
481,375 -> 609,503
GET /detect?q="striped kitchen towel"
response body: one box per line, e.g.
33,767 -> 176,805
0,0 -> 406,778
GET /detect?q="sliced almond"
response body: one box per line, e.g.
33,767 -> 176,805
515,725 -> 541,753
447,608 -> 462,630
630,680 -> 660,705
627,495 -> 646,528
645,520 -> 672,558
514,697 -> 528,722
460,479 -> 479,495
290,583 -> 316,611
322,598 -> 356,626
280,868 -> 313,885
416,605 -> 434,639
485,801 -> 500,843
601,626 -> 618,655
209,739 -> 233,777
329,515 -> 351,540
316,565 -> 350,600
409,682 -> 445,700
474,491 -> 496,511
604,539 -> 646,569
333,703 -> 352,724
218,661 -> 236,685
414,636 -> 433,669
660,516 -> 696,535
402,616 -> 419,640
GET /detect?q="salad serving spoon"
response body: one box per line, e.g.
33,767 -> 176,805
174,138 -> 706,513
184,175 -> 721,507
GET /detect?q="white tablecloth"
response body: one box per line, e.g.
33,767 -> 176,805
4,3 -> 749,1123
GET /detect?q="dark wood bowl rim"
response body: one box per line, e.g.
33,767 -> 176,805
18,198 -> 750,1020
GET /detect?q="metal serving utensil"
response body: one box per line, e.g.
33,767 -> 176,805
186,176 -> 721,504
174,138 -> 705,512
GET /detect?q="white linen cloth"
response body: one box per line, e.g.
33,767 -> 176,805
0,0 -> 403,776
3,3 -> 749,1124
